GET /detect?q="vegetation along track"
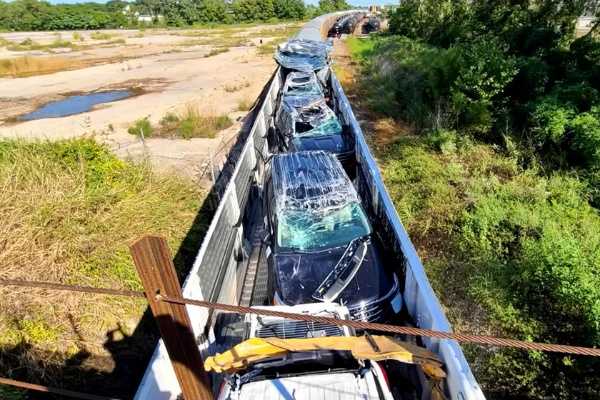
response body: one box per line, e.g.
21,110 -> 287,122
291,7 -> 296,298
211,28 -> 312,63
335,2 -> 600,399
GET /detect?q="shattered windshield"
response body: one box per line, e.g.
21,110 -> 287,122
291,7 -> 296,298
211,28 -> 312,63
295,113 -> 342,138
284,71 -> 323,98
279,98 -> 343,139
277,202 -> 371,251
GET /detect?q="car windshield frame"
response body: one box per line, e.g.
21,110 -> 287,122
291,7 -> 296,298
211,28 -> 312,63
275,202 -> 372,252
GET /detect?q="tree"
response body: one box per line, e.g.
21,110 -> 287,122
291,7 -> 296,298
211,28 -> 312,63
317,0 -> 349,14
274,0 -> 305,20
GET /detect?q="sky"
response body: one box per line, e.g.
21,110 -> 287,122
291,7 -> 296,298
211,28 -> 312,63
47,0 -> 400,6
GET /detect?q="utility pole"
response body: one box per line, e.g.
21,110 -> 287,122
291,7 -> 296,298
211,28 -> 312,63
130,235 -> 213,400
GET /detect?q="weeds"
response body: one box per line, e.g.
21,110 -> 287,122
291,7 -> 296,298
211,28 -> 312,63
0,56 -> 80,77
72,32 -> 84,42
179,34 -> 248,49
7,38 -> 74,51
127,117 -> 153,138
236,97 -> 254,111
0,138 -> 204,392
223,81 -> 250,93
173,105 -> 233,139
204,47 -> 230,57
154,106 -> 234,139
346,35 -> 600,399
90,31 -> 113,40
105,38 -> 126,46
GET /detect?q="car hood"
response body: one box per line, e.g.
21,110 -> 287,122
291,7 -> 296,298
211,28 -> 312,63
273,240 -> 395,307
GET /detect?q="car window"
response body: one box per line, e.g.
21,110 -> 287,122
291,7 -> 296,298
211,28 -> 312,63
276,202 -> 371,251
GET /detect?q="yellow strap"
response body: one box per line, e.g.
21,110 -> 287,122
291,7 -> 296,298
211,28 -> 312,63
204,335 -> 446,380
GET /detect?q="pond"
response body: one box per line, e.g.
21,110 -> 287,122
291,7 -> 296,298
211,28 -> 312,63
19,90 -> 133,121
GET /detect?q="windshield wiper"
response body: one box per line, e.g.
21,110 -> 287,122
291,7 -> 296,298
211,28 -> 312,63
312,236 -> 368,302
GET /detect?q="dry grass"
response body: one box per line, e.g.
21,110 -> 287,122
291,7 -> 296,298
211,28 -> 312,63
72,32 -> 85,42
204,47 -> 230,57
223,80 -> 250,93
236,97 -> 254,111
255,24 -> 302,56
178,33 -> 249,49
90,31 -> 114,41
0,138 -> 206,392
7,37 -> 75,52
157,104 -> 234,139
0,56 -> 82,77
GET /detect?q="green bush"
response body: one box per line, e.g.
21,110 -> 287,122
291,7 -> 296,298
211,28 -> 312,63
384,0 -> 599,175
530,97 -> 576,144
378,136 -> 600,399
570,107 -> 600,168
354,2 -> 600,397
127,117 -> 153,138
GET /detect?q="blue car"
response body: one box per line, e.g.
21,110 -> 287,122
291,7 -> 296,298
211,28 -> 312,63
264,151 -> 402,323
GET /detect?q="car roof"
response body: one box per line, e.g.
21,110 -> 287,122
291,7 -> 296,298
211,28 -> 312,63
271,151 -> 359,212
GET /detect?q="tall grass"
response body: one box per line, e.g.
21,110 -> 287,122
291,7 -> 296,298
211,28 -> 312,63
0,56 -> 79,77
236,97 -> 254,111
7,37 -> 74,51
90,31 -> 113,40
174,105 -> 233,138
146,105 -> 234,139
0,138 -> 205,389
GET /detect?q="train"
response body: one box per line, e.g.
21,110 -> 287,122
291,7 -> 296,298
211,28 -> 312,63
134,11 -> 485,400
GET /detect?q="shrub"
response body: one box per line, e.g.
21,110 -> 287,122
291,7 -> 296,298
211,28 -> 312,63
379,135 -> 600,398
157,106 -> 233,139
127,117 -> 153,138
570,107 -> 600,168
530,97 -> 576,144
177,108 -> 233,139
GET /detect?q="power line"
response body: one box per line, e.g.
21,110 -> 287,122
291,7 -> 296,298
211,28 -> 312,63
0,377 -> 122,400
1,278 -> 599,357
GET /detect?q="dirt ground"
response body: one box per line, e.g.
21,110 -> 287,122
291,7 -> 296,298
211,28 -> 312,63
0,24 -> 298,181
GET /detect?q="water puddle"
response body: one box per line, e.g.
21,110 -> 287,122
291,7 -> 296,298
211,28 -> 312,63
19,90 -> 133,121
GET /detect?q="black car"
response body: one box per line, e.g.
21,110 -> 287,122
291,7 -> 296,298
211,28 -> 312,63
264,151 -> 402,323
273,71 -> 355,173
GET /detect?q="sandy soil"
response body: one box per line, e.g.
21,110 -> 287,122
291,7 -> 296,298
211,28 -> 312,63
0,24 -> 296,180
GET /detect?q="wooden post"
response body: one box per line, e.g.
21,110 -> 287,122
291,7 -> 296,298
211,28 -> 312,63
129,235 -> 212,400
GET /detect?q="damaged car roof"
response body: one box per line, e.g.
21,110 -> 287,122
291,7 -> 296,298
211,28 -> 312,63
275,39 -> 332,72
271,151 -> 359,213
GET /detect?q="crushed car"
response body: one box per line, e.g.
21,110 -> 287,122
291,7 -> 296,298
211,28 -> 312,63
274,71 -> 355,171
274,39 -> 332,73
264,151 -> 402,323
